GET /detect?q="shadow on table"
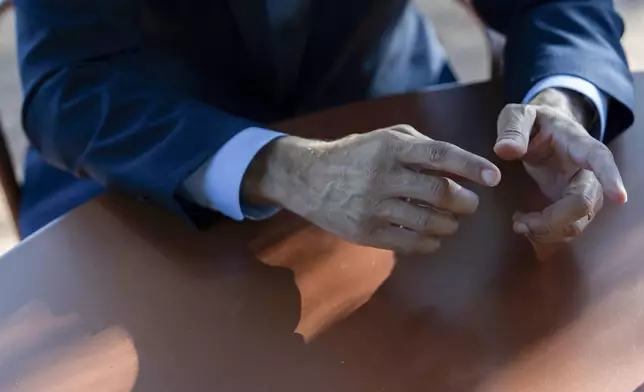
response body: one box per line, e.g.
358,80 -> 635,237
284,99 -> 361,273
303,232 -> 584,391
0,197 -> 318,391
0,184 -> 588,391
241,159 -> 588,391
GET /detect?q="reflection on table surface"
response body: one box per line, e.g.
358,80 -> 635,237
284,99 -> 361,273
1,76 -> 644,391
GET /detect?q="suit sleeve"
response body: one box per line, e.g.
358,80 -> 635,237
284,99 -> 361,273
14,0 -> 257,223
473,0 -> 634,142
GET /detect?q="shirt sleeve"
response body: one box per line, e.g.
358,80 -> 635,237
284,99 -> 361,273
181,127 -> 286,221
522,75 -> 608,141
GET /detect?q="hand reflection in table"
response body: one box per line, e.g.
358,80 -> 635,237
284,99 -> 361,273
254,219 -> 582,391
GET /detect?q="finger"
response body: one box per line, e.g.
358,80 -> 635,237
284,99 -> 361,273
378,199 -> 459,235
394,137 -> 501,186
535,109 -> 627,204
513,170 -> 602,242
494,104 -> 537,161
368,226 -> 441,254
513,170 -> 600,238
567,136 -> 627,204
384,170 -> 480,214
516,213 -> 590,244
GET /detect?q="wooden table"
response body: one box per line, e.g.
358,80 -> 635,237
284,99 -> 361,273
1,74 -> 643,392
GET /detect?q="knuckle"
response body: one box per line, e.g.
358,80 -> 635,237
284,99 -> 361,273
498,104 -> 535,138
586,141 -> 612,162
563,222 -> 584,237
529,233 -> 550,244
371,127 -> 391,137
458,157 -> 475,173
396,124 -> 415,131
500,103 -> 523,116
530,224 -> 550,237
499,103 -> 527,120
594,143 -> 614,159
425,141 -> 450,163
550,114 -> 573,130
537,104 -> 557,116
391,124 -> 415,131
429,177 -> 449,198
372,128 -> 402,145
343,133 -> 363,142
414,213 -> 431,230
390,124 -> 416,134
577,192 -> 595,215
595,192 -> 604,213
599,143 -> 613,155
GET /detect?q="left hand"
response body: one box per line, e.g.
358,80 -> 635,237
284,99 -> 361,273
494,88 -> 627,243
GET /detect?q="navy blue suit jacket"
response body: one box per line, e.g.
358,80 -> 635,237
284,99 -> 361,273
14,0 -> 634,236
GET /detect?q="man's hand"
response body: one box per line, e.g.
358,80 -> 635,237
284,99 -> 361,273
494,88 -> 628,243
243,125 -> 501,254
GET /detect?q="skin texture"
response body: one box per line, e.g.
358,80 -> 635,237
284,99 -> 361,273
242,88 -> 627,253
243,125 -> 501,254
495,88 -> 627,243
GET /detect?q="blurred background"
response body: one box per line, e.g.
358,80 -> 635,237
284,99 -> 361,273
0,0 -> 642,253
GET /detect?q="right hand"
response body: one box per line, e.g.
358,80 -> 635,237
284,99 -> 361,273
242,125 -> 501,254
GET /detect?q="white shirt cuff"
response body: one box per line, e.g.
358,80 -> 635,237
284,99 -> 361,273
522,75 -> 608,141
181,127 -> 285,220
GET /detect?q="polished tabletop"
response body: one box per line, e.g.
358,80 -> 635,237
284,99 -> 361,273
1,74 -> 643,392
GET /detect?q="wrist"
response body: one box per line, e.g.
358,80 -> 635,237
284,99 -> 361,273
241,136 -> 324,208
530,88 -> 597,130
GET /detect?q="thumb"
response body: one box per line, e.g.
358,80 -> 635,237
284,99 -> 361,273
494,104 -> 537,161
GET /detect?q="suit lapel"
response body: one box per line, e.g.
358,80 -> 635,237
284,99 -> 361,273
302,0 -> 408,111
227,0 -> 274,90
266,0 -> 312,102
228,0 -> 311,105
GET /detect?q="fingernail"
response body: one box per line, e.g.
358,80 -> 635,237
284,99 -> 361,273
513,222 -> 529,234
610,183 -> 628,204
482,169 -> 500,186
494,140 -> 527,161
